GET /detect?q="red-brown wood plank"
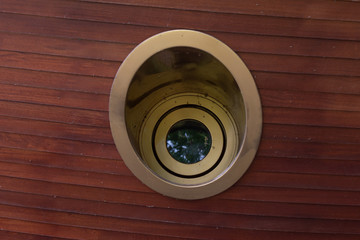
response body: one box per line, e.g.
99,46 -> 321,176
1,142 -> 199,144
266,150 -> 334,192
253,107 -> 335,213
1,159 -> 360,193
260,89 -> 360,112
2,216 -> 358,240
0,66 -> 112,94
1,1 -> 359,41
1,189 -> 359,223
253,157 -> 360,176
0,202 -> 360,237
0,161 -> 147,192
0,147 -> 128,175
264,107 -> 360,128
0,115 -> 112,143
0,31 -> 134,61
254,72 -> 360,95
242,172 -> 360,191
0,146 -> 128,175
0,100 -> 109,127
0,217 -> 180,240
0,12 -> 162,43
0,50 -> 118,78
0,132 -> 119,160
84,0 -> 360,22
218,32 -> 360,59
225,186 -> 360,206
2,21 -> 360,60
0,230 -> 71,240
262,124 -> 360,144
0,83 -> 109,111
0,174 -> 359,208
241,53 -> 360,77
258,139 -> 360,161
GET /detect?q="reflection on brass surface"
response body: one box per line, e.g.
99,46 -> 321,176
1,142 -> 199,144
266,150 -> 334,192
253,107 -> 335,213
109,30 -> 262,199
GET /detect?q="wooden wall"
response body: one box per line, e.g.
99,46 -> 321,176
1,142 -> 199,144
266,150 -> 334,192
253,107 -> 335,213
0,0 -> 360,239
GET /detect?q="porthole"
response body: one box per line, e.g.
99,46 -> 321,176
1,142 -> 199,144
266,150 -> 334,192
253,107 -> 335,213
109,30 -> 262,199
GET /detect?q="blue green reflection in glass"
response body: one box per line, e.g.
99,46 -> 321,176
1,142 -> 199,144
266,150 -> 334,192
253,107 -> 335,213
166,120 -> 212,164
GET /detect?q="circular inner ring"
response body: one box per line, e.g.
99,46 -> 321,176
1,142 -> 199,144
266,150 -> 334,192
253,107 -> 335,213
153,106 -> 225,178
166,119 -> 212,164
138,93 -> 239,185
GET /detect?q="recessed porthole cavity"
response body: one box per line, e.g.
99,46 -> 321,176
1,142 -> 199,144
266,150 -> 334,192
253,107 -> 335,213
109,30 -> 262,199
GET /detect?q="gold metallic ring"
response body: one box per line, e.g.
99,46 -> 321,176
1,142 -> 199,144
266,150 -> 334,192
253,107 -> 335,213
139,93 -> 237,185
153,107 -> 223,177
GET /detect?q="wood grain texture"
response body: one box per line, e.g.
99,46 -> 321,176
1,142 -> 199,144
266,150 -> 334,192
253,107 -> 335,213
82,0 -> 360,22
0,0 -> 359,239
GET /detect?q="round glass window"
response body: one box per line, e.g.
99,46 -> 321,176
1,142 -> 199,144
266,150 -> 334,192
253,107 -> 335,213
166,120 -> 212,164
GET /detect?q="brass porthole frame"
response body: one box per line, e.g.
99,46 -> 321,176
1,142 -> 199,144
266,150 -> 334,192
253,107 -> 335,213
109,30 -> 262,199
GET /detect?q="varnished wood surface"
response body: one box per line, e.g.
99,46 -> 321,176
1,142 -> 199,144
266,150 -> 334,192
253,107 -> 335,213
0,0 -> 359,239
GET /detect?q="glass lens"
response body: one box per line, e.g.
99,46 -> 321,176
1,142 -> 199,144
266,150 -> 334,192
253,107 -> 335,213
166,120 -> 212,164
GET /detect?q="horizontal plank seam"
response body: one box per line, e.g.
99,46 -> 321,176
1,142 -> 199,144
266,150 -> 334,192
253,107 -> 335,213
79,0 -> 360,23
0,158 -> 124,176
1,32 -> 360,61
1,188 -> 359,222
256,154 -> 360,163
0,82 -> 110,97
2,158 -> 360,186
0,49 -> 120,63
2,96 -> 360,117
1,206 -> 360,237
1,200 -> 360,235
2,40 -> 360,63
2,101 -> 360,130
3,26 -> 360,52
2,49 -> 360,79
1,11 -> 360,41
1,66 -> 360,97
0,130 -> 115,146
0,111 -> 108,129
1,178 -> 359,207
1,71 -> 360,101
0,216 -> 196,240
0,66 -> 112,95
0,114 -> 109,129
2,123 -> 360,147
0,128 -> 113,144
2,128 -> 360,161
0,146 -> 359,179
3,0 -> 360,26
0,99 -> 109,113
0,115 -> 358,146
252,169 -> 360,177
0,147 -> 356,178
0,229 -> 77,240
0,29 -> 140,45
0,144 -> 118,162
1,170 -> 360,196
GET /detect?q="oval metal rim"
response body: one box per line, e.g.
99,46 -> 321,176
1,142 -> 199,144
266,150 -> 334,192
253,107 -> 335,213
109,29 -> 262,200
